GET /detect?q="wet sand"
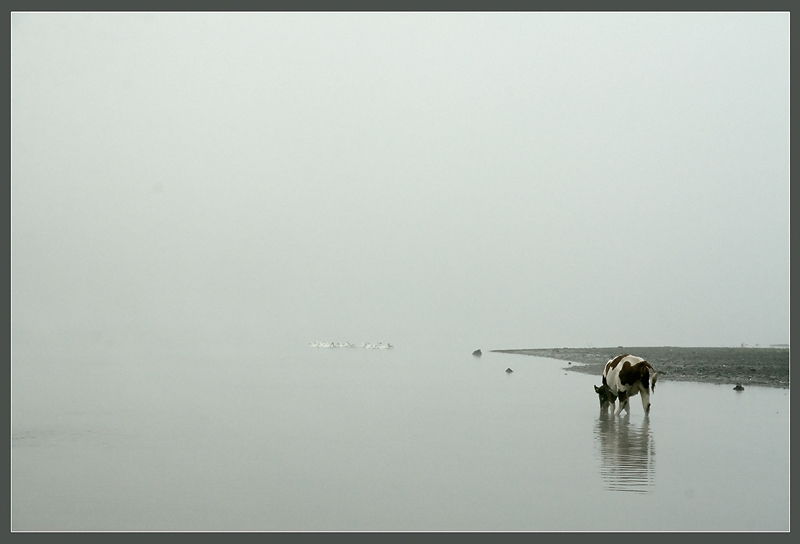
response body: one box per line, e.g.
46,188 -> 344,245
492,346 -> 789,389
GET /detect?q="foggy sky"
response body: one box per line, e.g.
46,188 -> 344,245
11,12 -> 790,351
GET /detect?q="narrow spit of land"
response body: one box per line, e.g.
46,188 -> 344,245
491,346 -> 789,389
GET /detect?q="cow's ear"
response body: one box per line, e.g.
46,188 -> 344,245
594,385 -> 600,393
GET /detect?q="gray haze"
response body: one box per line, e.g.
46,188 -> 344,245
11,12 -> 790,351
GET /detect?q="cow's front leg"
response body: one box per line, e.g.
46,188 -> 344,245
641,391 -> 651,414
615,391 -> 628,416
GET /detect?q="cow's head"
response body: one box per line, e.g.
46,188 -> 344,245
594,384 -> 616,408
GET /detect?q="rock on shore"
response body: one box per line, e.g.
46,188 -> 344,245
491,346 -> 789,389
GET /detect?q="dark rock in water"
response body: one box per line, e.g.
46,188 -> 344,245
733,384 -> 745,391
473,349 -> 482,356
506,368 -> 513,373
568,361 -> 572,365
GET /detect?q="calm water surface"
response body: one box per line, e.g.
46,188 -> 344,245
12,341 -> 789,531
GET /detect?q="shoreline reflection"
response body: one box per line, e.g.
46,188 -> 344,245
594,410 -> 656,493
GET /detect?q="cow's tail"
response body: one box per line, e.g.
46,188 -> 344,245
650,367 -> 658,393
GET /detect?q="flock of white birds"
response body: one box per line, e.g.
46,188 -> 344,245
309,341 -> 393,349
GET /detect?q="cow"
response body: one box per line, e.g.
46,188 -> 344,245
594,354 -> 658,416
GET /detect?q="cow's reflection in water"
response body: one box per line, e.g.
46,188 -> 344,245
594,410 -> 655,493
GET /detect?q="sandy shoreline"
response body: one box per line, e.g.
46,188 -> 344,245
492,346 -> 789,389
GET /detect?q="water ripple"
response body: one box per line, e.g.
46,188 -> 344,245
594,410 -> 656,493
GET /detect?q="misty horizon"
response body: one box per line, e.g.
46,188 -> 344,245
11,12 -> 790,351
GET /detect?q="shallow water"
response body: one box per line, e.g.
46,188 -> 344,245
12,342 -> 789,531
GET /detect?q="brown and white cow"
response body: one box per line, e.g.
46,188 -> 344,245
594,354 -> 658,416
